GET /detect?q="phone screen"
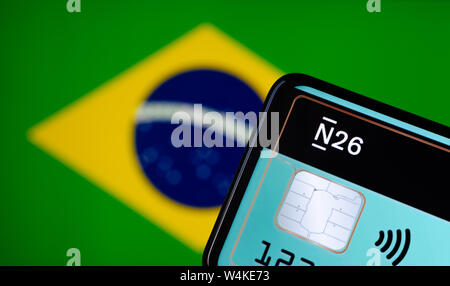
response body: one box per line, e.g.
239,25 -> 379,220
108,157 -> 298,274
211,80 -> 450,266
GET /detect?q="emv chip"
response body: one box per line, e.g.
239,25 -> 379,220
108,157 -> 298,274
276,170 -> 365,253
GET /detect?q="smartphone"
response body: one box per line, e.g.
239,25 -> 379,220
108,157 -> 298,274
203,74 -> 450,266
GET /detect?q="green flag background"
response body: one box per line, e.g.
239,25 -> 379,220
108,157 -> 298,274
1,0 -> 449,265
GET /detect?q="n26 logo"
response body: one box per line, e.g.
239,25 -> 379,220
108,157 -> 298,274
312,116 -> 364,156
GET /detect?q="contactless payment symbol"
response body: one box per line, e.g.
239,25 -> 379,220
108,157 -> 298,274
373,229 -> 411,266
276,170 -> 365,253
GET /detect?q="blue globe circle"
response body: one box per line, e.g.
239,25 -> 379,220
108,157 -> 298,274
134,69 -> 262,207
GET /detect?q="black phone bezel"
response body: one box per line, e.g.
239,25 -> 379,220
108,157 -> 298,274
202,73 -> 449,266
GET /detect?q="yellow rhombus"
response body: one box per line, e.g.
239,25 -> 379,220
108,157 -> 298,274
28,23 -> 282,252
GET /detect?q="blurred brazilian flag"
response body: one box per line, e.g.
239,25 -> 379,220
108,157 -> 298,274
1,1 -> 449,265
